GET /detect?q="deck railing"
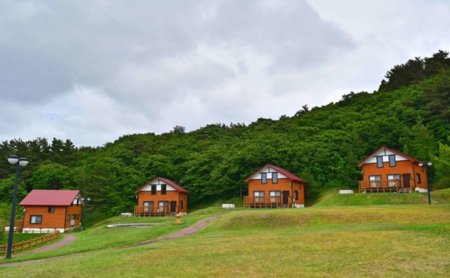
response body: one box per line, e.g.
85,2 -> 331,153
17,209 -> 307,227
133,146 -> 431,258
243,196 -> 282,208
358,180 -> 403,192
0,232 -> 59,256
134,206 -> 172,216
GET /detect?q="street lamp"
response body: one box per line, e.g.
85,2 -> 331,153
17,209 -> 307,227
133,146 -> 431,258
418,161 -> 433,205
5,155 -> 29,259
81,197 -> 91,230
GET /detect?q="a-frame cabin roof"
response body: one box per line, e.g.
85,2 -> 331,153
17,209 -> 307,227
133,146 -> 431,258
358,146 -> 419,167
245,164 -> 305,183
135,177 -> 189,193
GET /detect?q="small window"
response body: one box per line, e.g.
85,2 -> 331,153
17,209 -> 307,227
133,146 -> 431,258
389,155 -> 396,167
294,190 -> 299,201
376,156 -> 384,168
67,214 -> 71,220
151,185 -> 157,195
272,172 -> 278,184
48,206 -> 55,213
143,201 -> 154,207
180,200 -> 184,209
416,173 -> 421,184
161,184 -> 167,195
30,215 -> 42,224
369,175 -> 382,188
269,191 -> 280,202
387,174 -> 401,187
261,173 -> 267,184
158,201 -> 169,212
254,191 -> 265,202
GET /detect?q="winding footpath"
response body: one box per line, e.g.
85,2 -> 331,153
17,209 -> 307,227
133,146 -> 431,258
0,216 -> 219,268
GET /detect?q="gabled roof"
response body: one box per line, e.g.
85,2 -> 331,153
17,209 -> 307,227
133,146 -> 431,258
358,146 -> 419,167
20,190 -> 80,206
135,177 -> 189,193
245,164 -> 305,183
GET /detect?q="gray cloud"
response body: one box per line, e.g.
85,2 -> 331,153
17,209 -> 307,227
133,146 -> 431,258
1,0 -> 448,146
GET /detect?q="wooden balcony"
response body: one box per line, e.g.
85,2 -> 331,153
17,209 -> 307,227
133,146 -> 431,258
134,206 -> 173,217
243,196 -> 282,208
358,180 -> 404,193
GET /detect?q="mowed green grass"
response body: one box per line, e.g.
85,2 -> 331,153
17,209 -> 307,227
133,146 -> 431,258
315,190 -> 449,206
1,205 -> 449,277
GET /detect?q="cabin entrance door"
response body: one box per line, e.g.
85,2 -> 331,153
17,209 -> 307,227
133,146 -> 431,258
282,191 -> 289,205
170,201 -> 177,213
403,174 -> 411,190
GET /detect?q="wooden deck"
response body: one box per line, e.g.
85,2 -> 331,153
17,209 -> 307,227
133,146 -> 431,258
358,180 -> 408,193
134,206 -> 174,217
243,196 -> 284,208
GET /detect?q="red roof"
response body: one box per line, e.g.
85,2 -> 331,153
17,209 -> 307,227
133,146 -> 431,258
135,177 -> 189,193
358,146 -> 419,167
245,164 -> 305,183
20,190 -> 80,206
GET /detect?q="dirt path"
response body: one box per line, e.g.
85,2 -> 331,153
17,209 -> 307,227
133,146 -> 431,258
0,216 -> 219,268
27,234 -> 78,254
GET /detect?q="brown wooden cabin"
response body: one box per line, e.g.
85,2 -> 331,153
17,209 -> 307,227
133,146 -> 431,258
19,190 -> 82,233
134,177 -> 188,216
358,146 -> 429,193
244,164 -> 305,208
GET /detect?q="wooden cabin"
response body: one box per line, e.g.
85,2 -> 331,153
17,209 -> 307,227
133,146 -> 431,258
244,164 -> 305,208
134,177 -> 188,216
358,146 -> 429,193
19,190 -> 82,233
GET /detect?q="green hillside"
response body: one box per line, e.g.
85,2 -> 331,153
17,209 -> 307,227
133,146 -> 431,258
1,205 -> 449,277
0,51 -> 449,221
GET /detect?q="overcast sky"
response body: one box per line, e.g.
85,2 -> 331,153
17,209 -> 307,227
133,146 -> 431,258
1,0 -> 449,146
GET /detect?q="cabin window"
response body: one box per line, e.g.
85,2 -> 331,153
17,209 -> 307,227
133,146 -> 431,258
294,190 -> 299,200
158,201 -> 169,212
30,215 -> 42,224
387,174 -> 401,187
416,173 -> 421,184
254,191 -> 265,203
269,191 -> 280,203
180,201 -> 184,209
143,201 -> 154,213
376,156 -> 384,168
151,185 -> 157,195
388,155 -> 396,167
261,173 -> 267,184
48,206 -> 55,213
272,172 -> 278,184
161,184 -> 167,195
67,214 -> 71,220
369,175 -> 382,188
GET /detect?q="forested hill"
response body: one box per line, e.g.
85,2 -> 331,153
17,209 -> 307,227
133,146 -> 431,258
1,51 -> 449,220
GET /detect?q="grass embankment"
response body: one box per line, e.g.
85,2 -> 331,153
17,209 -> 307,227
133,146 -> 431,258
315,190 -> 449,206
1,204 -> 449,277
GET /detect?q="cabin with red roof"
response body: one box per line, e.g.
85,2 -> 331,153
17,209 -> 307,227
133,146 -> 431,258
358,146 -> 429,193
244,164 -> 306,208
19,190 -> 82,233
134,177 -> 188,216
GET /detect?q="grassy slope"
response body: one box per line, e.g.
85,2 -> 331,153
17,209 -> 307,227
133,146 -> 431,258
315,190 -> 449,206
1,204 -> 449,277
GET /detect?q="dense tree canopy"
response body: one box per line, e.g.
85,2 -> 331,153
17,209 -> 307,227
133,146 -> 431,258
1,51 -> 449,222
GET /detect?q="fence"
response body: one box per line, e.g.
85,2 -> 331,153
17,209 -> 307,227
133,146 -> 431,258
0,232 -> 60,256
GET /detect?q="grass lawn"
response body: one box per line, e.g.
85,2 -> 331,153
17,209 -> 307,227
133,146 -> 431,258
1,204 -> 449,277
315,190 -> 449,206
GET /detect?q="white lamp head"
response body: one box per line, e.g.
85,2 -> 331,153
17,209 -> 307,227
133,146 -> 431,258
19,158 -> 29,167
7,155 -> 19,165
427,161 -> 433,166
418,161 -> 424,167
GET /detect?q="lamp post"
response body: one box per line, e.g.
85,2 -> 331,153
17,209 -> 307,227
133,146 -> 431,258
418,161 -> 433,205
5,155 -> 29,259
81,197 -> 91,230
